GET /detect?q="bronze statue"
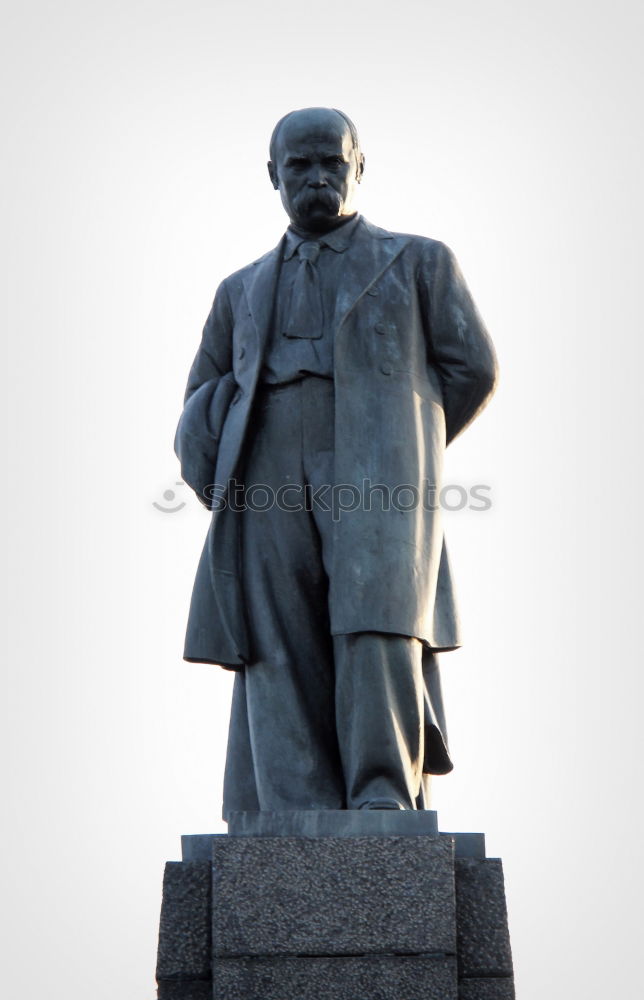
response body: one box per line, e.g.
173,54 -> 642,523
175,107 -> 498,815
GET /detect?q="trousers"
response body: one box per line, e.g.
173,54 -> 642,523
222,377 -> 452,817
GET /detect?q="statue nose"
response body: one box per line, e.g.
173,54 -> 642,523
308,167 -> 327,187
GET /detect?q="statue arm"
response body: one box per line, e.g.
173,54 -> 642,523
422,241 -> 499,445
175,280 -> 235,508
183,279 -> 235,403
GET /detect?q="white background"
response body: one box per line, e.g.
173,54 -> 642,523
2,1 -> 643,997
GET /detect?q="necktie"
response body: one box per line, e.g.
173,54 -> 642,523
283,240 -> 323,339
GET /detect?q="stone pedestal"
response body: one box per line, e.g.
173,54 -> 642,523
156,812 -> 514,999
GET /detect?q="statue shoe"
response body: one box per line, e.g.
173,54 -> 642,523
358,798 -> 405,810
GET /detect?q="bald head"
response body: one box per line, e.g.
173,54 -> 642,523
267,107 -> 365,233
269,107 -> 362,163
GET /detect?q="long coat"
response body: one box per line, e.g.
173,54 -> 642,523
175,217 -> 498,668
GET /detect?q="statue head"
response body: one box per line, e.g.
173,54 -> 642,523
267,107 -> 365,233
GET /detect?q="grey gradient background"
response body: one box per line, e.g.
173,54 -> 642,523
2,1 -> 642,997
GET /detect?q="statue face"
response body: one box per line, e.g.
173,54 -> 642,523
268,110 -> 364,232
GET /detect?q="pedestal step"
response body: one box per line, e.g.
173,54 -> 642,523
214,955 -> 457,1000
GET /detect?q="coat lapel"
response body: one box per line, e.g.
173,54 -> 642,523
241,239 -> 284,359
334,217 -> 410,329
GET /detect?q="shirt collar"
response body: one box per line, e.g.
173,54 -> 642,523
283,213 -> 361,260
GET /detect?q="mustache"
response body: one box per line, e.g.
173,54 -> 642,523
294,187 -> 342,213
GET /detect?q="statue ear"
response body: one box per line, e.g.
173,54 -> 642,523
267,161 -> 279,190
356,154 -> 365,183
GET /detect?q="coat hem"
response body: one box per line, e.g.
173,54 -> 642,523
183,655 -> 244,670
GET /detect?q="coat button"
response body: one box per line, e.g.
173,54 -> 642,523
367,287 -> 378,296
375,322 -> 386,335
238,347 -> 245,359
380,363 -> 392,375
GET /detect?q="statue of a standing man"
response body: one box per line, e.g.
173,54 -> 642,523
175,107 -> 498,816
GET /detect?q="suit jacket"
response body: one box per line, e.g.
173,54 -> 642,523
175,217 -> 498,668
